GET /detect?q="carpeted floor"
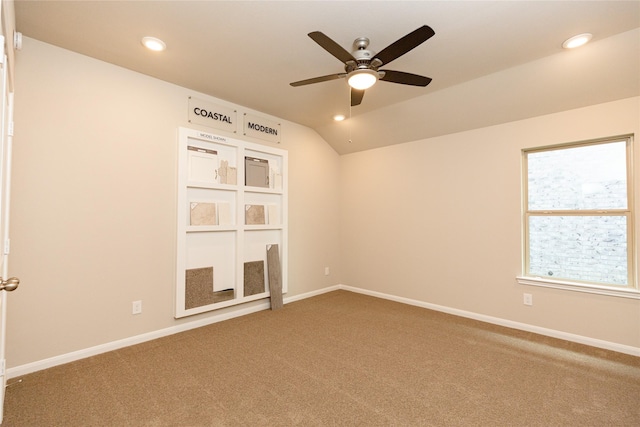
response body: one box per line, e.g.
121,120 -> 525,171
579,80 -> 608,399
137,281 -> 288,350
4,290 -> 640,426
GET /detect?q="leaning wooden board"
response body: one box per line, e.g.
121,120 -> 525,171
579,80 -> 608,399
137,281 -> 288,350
267,244 -> 283,310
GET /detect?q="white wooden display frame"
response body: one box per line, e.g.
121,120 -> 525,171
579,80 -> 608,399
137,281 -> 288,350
175,127 -> 288,318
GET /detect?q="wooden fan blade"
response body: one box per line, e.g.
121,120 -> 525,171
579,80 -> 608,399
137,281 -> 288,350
351,88 -> 365,106
373,25 -> 435,66
379,70 -> 432,87
308,31 -> 356,64
290,73 -> 345,87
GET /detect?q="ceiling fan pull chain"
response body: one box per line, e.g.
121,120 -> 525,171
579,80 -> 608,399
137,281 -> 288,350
348,88 -> 352,143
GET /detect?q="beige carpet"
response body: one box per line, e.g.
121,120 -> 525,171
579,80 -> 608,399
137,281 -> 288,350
4,290 -> 640,426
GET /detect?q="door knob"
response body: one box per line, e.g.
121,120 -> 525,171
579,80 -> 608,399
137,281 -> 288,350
0,277 -> 19,292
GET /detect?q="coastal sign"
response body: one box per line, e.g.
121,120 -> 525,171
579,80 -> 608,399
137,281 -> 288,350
243,113 -> 281,144
188,97 -> 236,133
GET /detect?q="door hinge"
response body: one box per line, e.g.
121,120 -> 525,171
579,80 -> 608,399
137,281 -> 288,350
8,121 -> 14,137
3,239 -> 9,255
0,359 -> 5,376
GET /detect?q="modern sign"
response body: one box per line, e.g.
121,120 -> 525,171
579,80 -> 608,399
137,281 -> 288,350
188,97 -> 236,133
243,113 -> 281,144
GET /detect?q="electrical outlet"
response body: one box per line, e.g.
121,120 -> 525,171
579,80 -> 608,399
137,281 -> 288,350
523,293 -> 533,306
324,267 -> 330,276
132,300 -> 142,315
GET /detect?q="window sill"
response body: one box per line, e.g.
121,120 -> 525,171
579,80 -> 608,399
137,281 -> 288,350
516,276 -> 640,299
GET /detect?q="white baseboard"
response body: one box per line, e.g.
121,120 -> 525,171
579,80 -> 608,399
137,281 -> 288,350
7,286 -> 339,379
7,284 -> 637,378
339,285 -> 640,357
285,285 -> 341,303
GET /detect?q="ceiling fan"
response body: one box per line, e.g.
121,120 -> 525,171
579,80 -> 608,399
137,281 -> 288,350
290,25 -> 435,107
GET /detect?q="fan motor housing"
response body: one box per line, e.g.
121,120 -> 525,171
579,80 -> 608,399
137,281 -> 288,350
351,36 -> 378,69
353,49 -> 374,61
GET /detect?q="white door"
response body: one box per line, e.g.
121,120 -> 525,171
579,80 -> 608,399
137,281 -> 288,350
0,53 -> 17,425
0,0 -> 18,422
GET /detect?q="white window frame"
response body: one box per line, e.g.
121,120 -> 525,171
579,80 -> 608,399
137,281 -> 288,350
517,135 -> 639,299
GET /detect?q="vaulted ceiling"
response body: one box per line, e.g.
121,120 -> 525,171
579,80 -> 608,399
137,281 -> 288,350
14,1 -> 640,154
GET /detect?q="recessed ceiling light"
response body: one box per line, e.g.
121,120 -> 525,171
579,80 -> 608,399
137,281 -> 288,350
562,33 -> 592,49
141,36 -> 166,52
333,114 -> 346,122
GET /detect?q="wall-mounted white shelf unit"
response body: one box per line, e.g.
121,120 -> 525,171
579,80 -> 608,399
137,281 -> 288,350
175,127 -> 287,318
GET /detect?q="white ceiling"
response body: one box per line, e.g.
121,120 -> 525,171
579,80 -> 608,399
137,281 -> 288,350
14,1 -> 640,154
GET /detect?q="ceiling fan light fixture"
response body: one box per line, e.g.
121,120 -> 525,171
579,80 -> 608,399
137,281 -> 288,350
141,36 -> 166,52
562,33 -> 592,49
347,69 -> 378,90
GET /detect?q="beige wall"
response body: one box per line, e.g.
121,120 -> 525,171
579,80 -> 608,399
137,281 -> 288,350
340,96 -> 640,348
7,38 -> 341,368
7,36 -> 639,370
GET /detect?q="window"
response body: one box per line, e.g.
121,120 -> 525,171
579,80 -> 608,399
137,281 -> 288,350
519,135 -> 637,298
